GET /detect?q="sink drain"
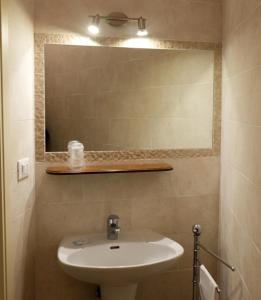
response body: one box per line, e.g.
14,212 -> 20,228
110,245 -> 120,250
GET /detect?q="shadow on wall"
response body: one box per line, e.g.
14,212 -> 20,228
12,190 -> 35,300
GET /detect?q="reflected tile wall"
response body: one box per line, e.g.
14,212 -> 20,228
45,46 -> 214,151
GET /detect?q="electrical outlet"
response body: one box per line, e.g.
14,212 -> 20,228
17,158 -> 29,181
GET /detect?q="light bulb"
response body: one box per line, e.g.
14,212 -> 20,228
137,29 -> 148,37
88,15 -> 100,35
88,24 -> 99,35
137,17 -> 148,37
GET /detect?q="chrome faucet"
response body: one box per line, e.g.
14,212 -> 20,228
107,215 -> 120,240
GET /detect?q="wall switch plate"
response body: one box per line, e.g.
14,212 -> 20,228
17,158 -> 29,181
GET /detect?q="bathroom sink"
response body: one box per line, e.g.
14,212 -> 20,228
58,230 -> 184,300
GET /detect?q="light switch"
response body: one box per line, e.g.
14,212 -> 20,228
17,158 -> 29,181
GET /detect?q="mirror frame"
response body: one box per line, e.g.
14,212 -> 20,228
35,33 -> 222,162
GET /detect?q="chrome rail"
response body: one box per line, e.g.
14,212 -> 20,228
192,224 -> 236,300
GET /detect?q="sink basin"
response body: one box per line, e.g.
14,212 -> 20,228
58,230 -> 184,300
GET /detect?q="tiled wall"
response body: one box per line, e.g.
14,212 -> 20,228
3,0 -> 35,299
34,0 -> 222,299
36,158 -> 219,300
35,0 -> 221,42
220,0 -> 261,299
45,45 -> 214,151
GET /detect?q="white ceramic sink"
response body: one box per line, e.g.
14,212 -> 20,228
58,230 -> 184,300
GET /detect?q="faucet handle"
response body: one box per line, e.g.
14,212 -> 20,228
110,223 -> 120,232
107,215 -> 120,240
107,214 -> 120,225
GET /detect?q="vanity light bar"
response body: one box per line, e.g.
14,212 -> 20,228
88,13 -> 148,37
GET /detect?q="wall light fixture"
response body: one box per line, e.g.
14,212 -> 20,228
88,12 -> 148,37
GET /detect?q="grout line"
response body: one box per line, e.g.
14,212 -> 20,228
236,268 -> 253,300
223,1 -> 261,39
221,160 -> 261,194
222,119 -> 261,128
222,59 -> 261,81
251,239 -> 261,257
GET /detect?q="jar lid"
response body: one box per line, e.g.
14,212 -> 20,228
68,140 -> 80,150
71,143 -> 84,150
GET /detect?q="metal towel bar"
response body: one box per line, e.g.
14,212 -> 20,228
192,224 -> 236,300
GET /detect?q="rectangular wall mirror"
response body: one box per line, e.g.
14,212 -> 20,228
35,34 -> 221,161
45,45 -> 215,152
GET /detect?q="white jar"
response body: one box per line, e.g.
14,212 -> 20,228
67,140 -> 79,154
68,141 -> 85,168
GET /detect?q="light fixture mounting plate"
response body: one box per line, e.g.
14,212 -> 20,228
106,12 -> 128,27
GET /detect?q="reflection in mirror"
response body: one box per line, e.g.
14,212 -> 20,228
45,45 -> 214,152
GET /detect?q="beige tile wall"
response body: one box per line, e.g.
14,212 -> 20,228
34,0 -> 222,299
220,0 -> 261,299
3,0 -> 35,299
34,0 -> 222,42
36,157 -> 219,300
45,45 -> 214,151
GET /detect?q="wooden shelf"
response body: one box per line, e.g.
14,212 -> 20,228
46,161 -> 173,175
